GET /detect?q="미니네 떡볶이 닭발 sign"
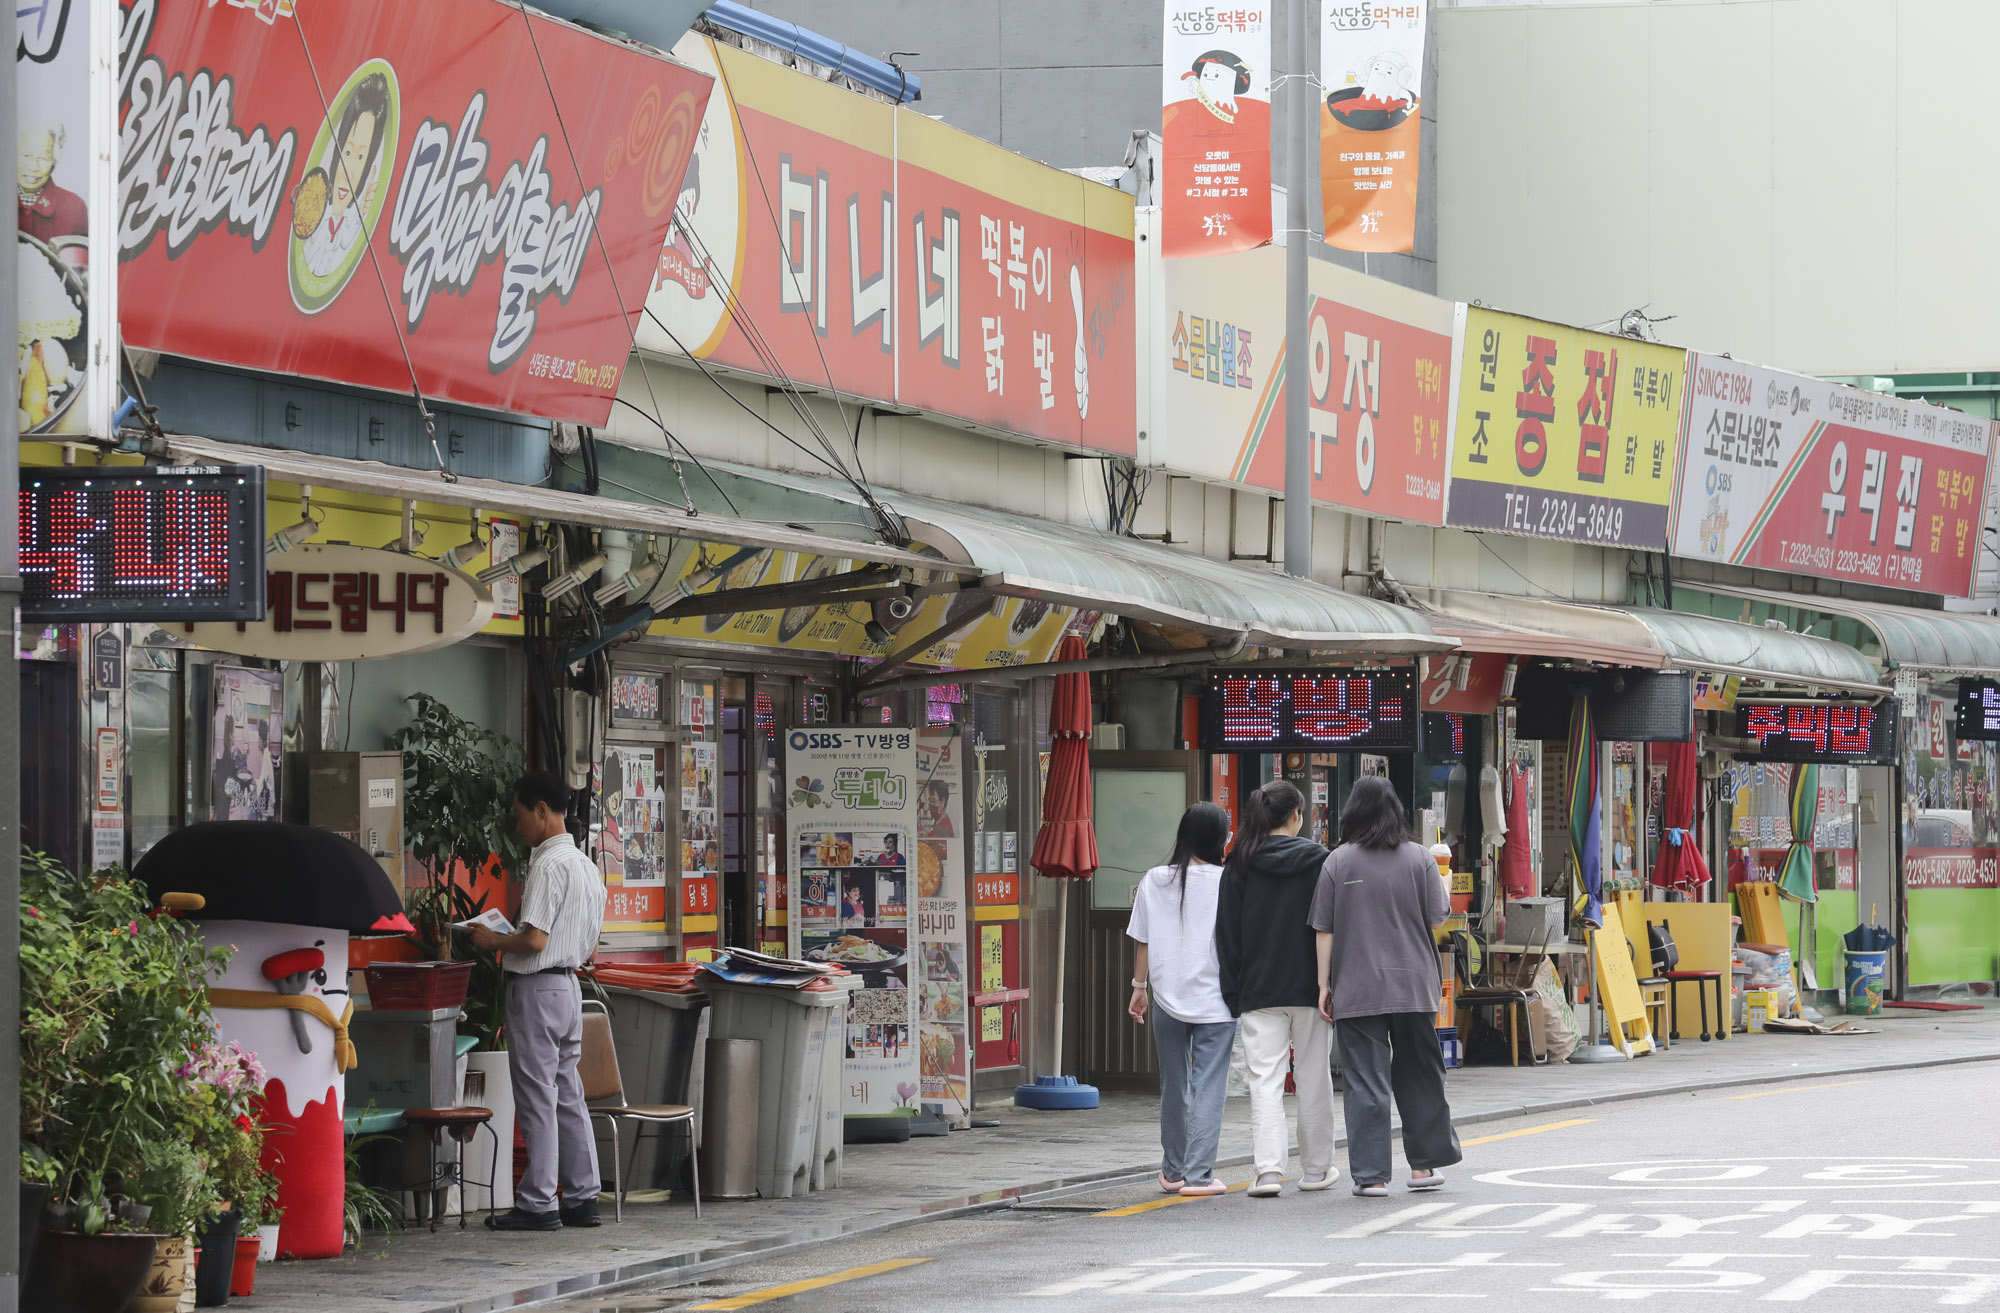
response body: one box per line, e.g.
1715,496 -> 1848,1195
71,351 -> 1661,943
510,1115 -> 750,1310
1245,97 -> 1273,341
1445,306 -> 1687,548
1670,353 -> 1993,597
115,0 -> 711,425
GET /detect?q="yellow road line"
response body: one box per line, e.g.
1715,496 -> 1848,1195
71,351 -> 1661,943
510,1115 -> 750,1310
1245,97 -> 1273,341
688,1258 -> 932,1310
1727,1079 -> 1868,1101
1094,1179 -> 1257,1216
1463,1118 -> 1596,1146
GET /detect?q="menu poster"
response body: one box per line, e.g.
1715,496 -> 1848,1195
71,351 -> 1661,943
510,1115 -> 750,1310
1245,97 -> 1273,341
787,727 -> 921,1115
680,740 -> 719,877
617,746 -> 667,886
915,728 -> 970,1126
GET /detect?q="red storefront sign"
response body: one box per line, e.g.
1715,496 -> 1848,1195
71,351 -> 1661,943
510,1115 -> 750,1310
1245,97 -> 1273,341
1904,848 -> 2000,890
117,0 -> 710,424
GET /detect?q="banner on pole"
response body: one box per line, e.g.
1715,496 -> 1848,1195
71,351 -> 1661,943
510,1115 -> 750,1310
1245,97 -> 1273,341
1319,0 -> 1427,253
1161,3 -> 1273,258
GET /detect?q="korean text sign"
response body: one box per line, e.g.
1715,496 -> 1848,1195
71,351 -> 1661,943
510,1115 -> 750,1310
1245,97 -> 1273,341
1446,307 -> 1687,547
1157,245 -> 1451,523
1161,3 -> 1273,257
116,0 -> 711,425
1670,355 -> 1993,596
1320,0 -> 1426,253
642,37 -> 1136,455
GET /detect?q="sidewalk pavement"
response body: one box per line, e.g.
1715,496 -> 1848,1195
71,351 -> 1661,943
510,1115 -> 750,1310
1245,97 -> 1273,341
248,1002 -> 2000,1313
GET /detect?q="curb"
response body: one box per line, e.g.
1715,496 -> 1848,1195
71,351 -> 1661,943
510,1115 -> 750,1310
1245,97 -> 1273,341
421,1044 -> 2000,1313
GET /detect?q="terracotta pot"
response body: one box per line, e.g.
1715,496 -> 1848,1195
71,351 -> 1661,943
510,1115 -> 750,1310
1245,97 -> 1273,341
19,1229 -> 159,1313
229,1234 -> 260,1298
129,1235 -> 194,1312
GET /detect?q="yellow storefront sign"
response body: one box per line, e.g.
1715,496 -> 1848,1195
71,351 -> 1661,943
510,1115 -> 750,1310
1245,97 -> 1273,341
1445,307 -> 1686,548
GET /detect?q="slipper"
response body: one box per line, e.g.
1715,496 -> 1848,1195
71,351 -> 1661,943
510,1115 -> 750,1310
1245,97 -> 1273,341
1407,1170 -> 1446,1192
1178,1180 -> 1227,1196
1352,1180 -> 1388,1198
1297,1170 -> 1338,1192
1159,1171 -> 1185,1193
1246,1172 -> 1283,1198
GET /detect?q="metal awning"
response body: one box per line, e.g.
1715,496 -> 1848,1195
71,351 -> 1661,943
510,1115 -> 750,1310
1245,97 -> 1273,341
160,434 -> 961,575
704,462 -> 1451,652
1687,582 -> 2000,678
1413,588 -> 1887,694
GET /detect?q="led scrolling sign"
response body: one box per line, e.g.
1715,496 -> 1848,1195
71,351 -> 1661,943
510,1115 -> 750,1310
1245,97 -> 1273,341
1734,700 -> 1897,765
19,466 -> 267,621
1201,669 -> 1418,751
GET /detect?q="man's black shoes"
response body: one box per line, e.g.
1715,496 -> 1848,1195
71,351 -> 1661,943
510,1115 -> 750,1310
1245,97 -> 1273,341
560,1200 -> 602,1228
484,1207 -> 561,1232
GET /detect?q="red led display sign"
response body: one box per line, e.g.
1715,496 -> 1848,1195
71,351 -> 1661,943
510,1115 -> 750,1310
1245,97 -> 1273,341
20,466 -> 266,621
1735,700 -> 1898,765
1201,669 -> 1417,751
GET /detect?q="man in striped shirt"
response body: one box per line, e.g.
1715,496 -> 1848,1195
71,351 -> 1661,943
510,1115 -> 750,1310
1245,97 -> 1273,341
471,772 -> 608,1231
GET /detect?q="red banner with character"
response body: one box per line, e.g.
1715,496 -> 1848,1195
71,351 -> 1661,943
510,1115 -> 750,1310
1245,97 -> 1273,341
116,0 -> 710,425
1161,3 -> 1273,258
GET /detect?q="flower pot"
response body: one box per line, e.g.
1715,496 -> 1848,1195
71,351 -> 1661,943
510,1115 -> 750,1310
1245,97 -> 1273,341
257,1222 -> 281,1261
229,1234 -> 260,1297
463,1052 -> 514,1213
129,1234 -> 194,1312
18,1181 -> 49,1292
20,1229 -> 159,1313
193,1211 -> 239,1307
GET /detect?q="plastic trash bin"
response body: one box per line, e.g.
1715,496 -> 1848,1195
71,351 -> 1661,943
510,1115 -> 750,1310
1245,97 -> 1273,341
701,1038 -> 760,1200
699,977 -> 845,1199
809,975 -> 861,1191
1844,949 -> 1888,1015
601,986 -> 710,1189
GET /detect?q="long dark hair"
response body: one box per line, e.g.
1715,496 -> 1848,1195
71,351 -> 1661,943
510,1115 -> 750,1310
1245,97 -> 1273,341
1339,775 -> 1413,850
1166,801 -> 1229,905
1230,779 -> 1304,869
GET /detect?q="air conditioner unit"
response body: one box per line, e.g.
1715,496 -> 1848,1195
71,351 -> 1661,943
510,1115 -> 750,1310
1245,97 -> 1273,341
1092,723 -> 1126,750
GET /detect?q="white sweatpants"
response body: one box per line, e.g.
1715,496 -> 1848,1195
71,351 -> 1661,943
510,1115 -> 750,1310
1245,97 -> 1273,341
1237,1005 -> 1336,1179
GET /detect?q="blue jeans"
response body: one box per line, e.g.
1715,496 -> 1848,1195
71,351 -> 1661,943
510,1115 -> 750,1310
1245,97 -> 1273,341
1153,1010 -> 1237,1185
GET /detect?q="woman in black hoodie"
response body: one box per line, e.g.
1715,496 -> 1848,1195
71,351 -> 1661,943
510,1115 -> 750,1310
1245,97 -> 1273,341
1214,780 -> 1336,1198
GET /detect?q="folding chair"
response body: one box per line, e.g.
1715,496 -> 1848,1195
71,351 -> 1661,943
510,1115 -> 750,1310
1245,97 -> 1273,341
580,999 -> 701,1220
1455,918 -> 1548,1067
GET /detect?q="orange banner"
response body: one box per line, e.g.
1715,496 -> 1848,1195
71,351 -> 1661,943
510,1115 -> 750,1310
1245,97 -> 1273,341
1161,4 -> 1273,257
1319,1 -> 1427,253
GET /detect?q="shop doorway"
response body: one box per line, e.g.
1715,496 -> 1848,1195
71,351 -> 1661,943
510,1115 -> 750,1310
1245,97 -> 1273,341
22,659 -> 80,873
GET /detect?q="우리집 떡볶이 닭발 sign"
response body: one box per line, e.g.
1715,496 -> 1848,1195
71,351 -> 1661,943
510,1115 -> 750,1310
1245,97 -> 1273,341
1670,354 -> 1994,597
1445,306 -> 1687,549
115,0 -> 711,425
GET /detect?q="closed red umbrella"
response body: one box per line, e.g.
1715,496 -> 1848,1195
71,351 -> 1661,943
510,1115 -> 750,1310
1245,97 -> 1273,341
1031,636 -> 1098,881
1650,738 -> 1712,895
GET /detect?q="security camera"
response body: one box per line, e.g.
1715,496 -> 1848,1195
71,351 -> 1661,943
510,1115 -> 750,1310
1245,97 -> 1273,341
884,595 -> 916,621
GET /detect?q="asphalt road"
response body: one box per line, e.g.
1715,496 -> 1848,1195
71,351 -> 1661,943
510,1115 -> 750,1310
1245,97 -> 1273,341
545,1062 -> 2000,1312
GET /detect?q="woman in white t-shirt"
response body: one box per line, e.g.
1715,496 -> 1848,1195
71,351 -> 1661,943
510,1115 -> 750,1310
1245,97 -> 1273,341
1128,801 -> 1236,1196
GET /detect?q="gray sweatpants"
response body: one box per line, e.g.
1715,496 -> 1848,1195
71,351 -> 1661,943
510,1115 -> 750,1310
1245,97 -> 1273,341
507,973 -> 600,1213
1336,1011 -> 1462,1186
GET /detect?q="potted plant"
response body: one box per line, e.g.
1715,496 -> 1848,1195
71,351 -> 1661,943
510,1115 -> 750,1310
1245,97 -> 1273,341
128,1138 -> 220,1312
18,854 -> 229,1313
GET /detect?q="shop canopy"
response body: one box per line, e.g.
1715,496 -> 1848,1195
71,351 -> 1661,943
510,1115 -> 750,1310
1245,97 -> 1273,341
161,434 -> 960,577
703,461 -> 1452,653
1414,589 -> 1887,695
1685,582 -> 2000,679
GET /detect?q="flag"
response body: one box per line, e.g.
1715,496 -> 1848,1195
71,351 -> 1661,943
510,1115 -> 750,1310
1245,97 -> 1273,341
1162,3 -> 1273,257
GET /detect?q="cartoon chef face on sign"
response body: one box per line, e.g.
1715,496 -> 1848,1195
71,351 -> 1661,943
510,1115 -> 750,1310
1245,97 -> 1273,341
288,59 -> 401,314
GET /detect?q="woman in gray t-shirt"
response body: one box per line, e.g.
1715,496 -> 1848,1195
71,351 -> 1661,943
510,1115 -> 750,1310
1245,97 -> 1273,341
1309,776 -> 1462,1196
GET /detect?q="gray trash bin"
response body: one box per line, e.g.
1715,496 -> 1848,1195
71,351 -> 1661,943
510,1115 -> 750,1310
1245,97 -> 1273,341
700,977 -> 844,1199
701,1038 -> 760,1200
809,975 -> 861,1190
601,987 -> 709,1189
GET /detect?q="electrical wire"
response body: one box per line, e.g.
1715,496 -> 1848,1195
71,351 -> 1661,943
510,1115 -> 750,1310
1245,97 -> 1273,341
608,396 -> 742,514
1471,533 -> 1566,597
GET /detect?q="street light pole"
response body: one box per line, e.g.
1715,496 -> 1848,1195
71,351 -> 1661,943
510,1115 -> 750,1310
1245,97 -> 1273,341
1,0 -> 24,1300
1281,0 -> 1313,577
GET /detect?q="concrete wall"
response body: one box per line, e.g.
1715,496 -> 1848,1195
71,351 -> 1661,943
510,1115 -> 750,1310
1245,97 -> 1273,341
1434,0 -> 2000,376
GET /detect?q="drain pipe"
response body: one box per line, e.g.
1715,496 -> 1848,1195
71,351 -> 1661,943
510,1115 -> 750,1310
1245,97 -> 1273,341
858,632 -> 1250,699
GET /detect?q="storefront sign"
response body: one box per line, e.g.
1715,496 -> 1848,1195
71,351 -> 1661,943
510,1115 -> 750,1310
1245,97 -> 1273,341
1670,355 -> 1994,596
915,729 -> 970,1127
175,544 -> 492,660
1161,3 -> 1273,257
18,0 -> 119,440
117,0 -> 710,425
1156,247 -> 1453,523
1904,849 -> 2000,890
20,464 -> 267,621
1201,668 -> 1418,751
1954,678 -> 2000,741
1420,652 -> 1505,714
787,727 -> 921,1116
640,36 -> 1136,454
1736,700 -> 1898,765
1446,307 -> 1687,547
1319,0 -> 1426,253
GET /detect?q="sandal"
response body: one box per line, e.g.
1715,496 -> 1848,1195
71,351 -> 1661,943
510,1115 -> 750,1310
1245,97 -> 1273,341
1351,1180 -> 1388,1198
1408,1170 -> 1446,1192
1177,1180 -> 1228,1196
1159,1171 -> 1185,1193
